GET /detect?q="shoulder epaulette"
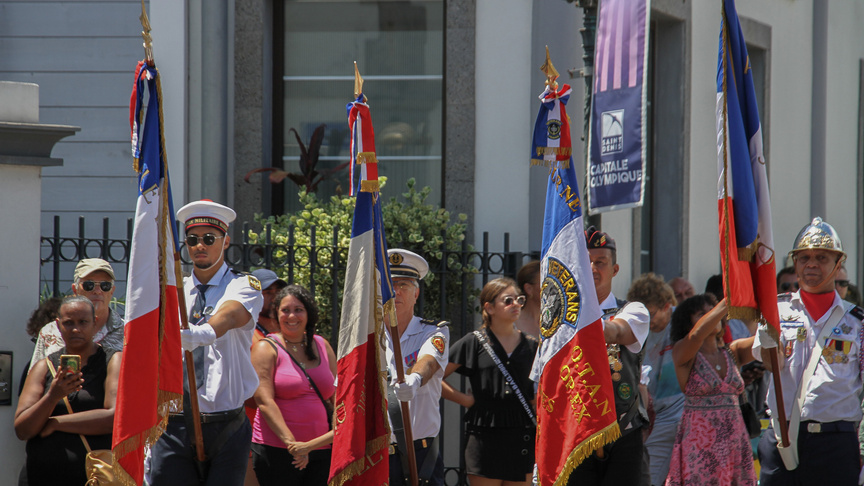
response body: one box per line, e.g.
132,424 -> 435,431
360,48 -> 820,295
850,306 -> 864,321
420,318 -> 448,328
615,298 -> 628,308
229,268 -> 261,291
777,292 -> 793,303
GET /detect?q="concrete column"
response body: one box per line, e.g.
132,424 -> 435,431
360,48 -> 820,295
0,81 -> 78,485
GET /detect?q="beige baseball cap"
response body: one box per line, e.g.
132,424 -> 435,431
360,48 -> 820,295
74,258 -> 115,281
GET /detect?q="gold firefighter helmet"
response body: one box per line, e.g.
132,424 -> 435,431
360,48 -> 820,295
789,217 -> 845,260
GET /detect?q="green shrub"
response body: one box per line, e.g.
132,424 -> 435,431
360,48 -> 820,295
247,178 -> 477,339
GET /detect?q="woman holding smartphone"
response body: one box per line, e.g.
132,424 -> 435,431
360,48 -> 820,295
15,295 -> 122,486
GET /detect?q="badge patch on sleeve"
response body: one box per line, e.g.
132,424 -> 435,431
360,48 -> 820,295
248,275 -> 261,291
431,336 -> 445,355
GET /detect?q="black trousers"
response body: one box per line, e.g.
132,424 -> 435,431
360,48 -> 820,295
566,429 -> 646,486
758,423 -> 859,486
389,438 -> 444,486
251,443 -> 332,486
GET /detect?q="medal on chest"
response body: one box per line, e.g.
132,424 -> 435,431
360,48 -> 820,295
608,344 -> 622,382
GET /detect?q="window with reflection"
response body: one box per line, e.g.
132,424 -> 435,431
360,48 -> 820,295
275,0 -> 444,214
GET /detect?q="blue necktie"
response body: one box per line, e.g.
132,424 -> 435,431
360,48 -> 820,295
185,284 -> 209,390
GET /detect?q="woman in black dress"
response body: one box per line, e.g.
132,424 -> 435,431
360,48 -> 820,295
15,296 -> 121,486
443,277 -> 539,486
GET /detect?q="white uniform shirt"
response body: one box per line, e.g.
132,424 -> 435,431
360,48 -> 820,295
185,263 -> 263,413
386,315 -> 449,440
753,291 -> 864,423
599,293 -> 650,353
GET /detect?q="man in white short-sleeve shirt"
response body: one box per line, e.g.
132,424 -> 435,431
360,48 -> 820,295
149,199 -> 263,486
754,217 -> 864,485
385,248 -> 449,486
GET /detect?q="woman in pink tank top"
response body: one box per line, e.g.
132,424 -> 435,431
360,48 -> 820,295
250,285 -> 337,486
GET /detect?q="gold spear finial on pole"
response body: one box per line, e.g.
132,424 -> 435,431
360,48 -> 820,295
140,0 -> 154,63
540,45 -> 559,90
354,61 -> 365,102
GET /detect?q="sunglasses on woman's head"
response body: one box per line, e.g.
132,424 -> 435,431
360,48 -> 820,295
81,281 -> 113,292
185,233 -> 225,247
501,295 -> 526,307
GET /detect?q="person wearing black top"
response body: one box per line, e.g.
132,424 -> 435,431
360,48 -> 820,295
443,277 -> 539,485
15,296 -> 121,486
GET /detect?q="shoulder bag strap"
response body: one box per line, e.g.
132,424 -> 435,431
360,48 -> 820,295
473,330 -> 536,426
264,337 -> 331,419
46,359 -> 92,453
774,305 -> 846,445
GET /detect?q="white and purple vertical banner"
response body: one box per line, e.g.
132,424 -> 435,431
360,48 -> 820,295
587,0 -> 651,214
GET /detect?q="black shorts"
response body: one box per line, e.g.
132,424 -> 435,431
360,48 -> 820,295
464,425 -> 535,481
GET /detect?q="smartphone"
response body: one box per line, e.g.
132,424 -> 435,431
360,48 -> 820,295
60,355 -> 81,375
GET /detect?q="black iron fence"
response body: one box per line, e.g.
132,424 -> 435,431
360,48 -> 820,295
40,216 -> 539,340
40,215 -> 539,485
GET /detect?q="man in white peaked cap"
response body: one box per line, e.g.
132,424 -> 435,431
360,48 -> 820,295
149,199 -> 263,486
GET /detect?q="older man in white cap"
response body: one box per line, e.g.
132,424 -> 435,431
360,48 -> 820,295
755,217 -> 864,485
30,258 -> 125,367
149,199 -> 263,486
385,248 -> 449,486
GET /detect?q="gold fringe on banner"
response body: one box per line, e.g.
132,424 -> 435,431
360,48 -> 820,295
530,158 -> 571,169
549,422 -> 621,486
356,152 -> 377,165
728,305 -> 761,323
360,180 -> 379,193
535,146 -> 573,157
737,238 -> 758,262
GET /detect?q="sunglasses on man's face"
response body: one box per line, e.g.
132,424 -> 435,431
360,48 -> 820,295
185,233 -> 225,247
835,280 -> 850,288
779,282 -> 799,292
81,281 -> 113,292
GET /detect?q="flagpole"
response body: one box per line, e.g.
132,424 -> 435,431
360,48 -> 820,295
768,347 -> 789,447
140,0 -> 207,463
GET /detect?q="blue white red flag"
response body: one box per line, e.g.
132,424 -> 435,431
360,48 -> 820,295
347,95 -> 379,196
328,92 -> 391,486
113,61 -> 184,485
531,86 -> 620,486
587,0 -> 650,214
531,85 -> 573,169
716,0 -> 779,332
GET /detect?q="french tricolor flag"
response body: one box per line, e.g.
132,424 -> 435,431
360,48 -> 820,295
716,0 -> 779,333
112,61 -> 184,485
328,90 -> 391,486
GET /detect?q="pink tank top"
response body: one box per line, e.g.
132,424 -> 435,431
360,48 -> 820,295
252,334 -> 335,448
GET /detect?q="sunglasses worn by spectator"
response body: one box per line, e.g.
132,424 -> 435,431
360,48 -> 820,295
185,234 -> 225,247
779,282 -> 799,292
501,295 -> 526,307
836,280 -> 850,288
81,281 -> 113,292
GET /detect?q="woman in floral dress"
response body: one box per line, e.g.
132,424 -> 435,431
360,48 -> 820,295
665,294 -> 756,486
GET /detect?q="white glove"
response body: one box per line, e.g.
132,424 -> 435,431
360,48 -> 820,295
394,373 -> 423,402
181,324 -> 217,352
756,323 -> 778,349
858,463 -> 864,485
